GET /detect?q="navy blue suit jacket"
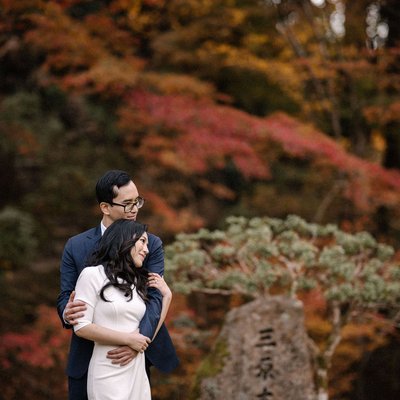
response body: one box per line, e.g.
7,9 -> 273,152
57,225 -> 179,379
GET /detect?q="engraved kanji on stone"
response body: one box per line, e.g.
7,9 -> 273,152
255,328 -> 276,348
255,355 -> 274,380
256,387 -> 273,399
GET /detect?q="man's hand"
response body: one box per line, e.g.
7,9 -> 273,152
107,346 -> 139,366
64,291 -> 87,325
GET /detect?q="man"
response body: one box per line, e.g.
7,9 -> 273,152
57,170 -> 179,400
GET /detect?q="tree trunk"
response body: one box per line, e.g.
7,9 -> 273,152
317,367 -> 329,400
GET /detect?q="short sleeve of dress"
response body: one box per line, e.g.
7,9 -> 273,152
73,266 -> 104,332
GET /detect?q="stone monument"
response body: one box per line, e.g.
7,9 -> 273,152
196,296 -> 315,400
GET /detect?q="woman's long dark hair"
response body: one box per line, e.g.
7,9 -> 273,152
87,219 -> 149,302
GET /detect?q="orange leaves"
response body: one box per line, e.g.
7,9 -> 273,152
140,190 -> 204,235
25,4 -> 103,71
0,305 -> 69,369
23,1 -> 144,95
61,56 -> 143,96
364,102 -> 400,125
83,14 -> 137,54
141,72 -> 217,98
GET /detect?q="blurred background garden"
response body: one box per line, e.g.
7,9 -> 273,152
1,0 -> 400,399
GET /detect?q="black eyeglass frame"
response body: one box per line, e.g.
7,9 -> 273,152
110,196 -> 145,213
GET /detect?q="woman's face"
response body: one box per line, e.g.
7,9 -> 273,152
130,232 -> 149,267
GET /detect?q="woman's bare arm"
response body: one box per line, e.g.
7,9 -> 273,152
75,317 -> 151,353
147,273 -> 172,340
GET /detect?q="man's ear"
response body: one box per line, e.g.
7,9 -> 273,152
99,202 -> 111,215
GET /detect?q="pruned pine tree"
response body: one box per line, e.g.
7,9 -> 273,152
165,215 -> 400,400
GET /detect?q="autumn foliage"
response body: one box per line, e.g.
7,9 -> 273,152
0,305 -> 70,400
1,1 -> 400,399
0,0 -> 399,240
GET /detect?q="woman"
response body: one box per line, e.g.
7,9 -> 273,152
73,219 -> 172,400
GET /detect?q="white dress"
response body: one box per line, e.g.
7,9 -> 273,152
74,265 -> 151,400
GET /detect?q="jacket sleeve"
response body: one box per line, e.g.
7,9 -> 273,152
56,238 -> 79,329
139,234 -> 164,338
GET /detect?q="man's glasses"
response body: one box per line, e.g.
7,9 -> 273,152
110,196 -> 145,213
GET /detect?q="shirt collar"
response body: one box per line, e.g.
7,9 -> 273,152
100,222 -> 107,236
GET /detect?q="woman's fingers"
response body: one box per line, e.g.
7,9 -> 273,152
147,273 -> 164,287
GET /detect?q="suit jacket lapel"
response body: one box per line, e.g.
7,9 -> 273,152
79,225 -> 102,272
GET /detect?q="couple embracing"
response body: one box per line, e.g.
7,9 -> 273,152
57,170 -> 179,400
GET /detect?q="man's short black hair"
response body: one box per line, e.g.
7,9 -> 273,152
95,170 -> 132,204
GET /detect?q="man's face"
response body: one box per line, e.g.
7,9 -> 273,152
107,180 -> 140,223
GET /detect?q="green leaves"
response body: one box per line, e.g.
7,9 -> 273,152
165,214 -> 400,312
0,207 -> 38,271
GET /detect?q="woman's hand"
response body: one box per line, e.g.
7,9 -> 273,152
127,331 -> 151,353
147,273 -> 172,298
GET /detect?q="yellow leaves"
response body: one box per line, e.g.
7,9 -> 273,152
141,72 -> 216,98
126,0 -> 143,20
242,33 -> 269,52
371,130 -> 386,153
158,151 -> 188,171
366,130 -> 386,164
167,0 -> 217,21
227,7 -> 246,26
197,41 -> 301,94
121,0 -> 165,32
62,56 -> 143,95
305,98 -> 333,115
329,318 -> 392,397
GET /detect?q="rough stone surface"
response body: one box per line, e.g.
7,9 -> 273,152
198,296 -> 315,400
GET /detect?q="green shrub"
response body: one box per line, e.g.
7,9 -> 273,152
0,207 -> 38,271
